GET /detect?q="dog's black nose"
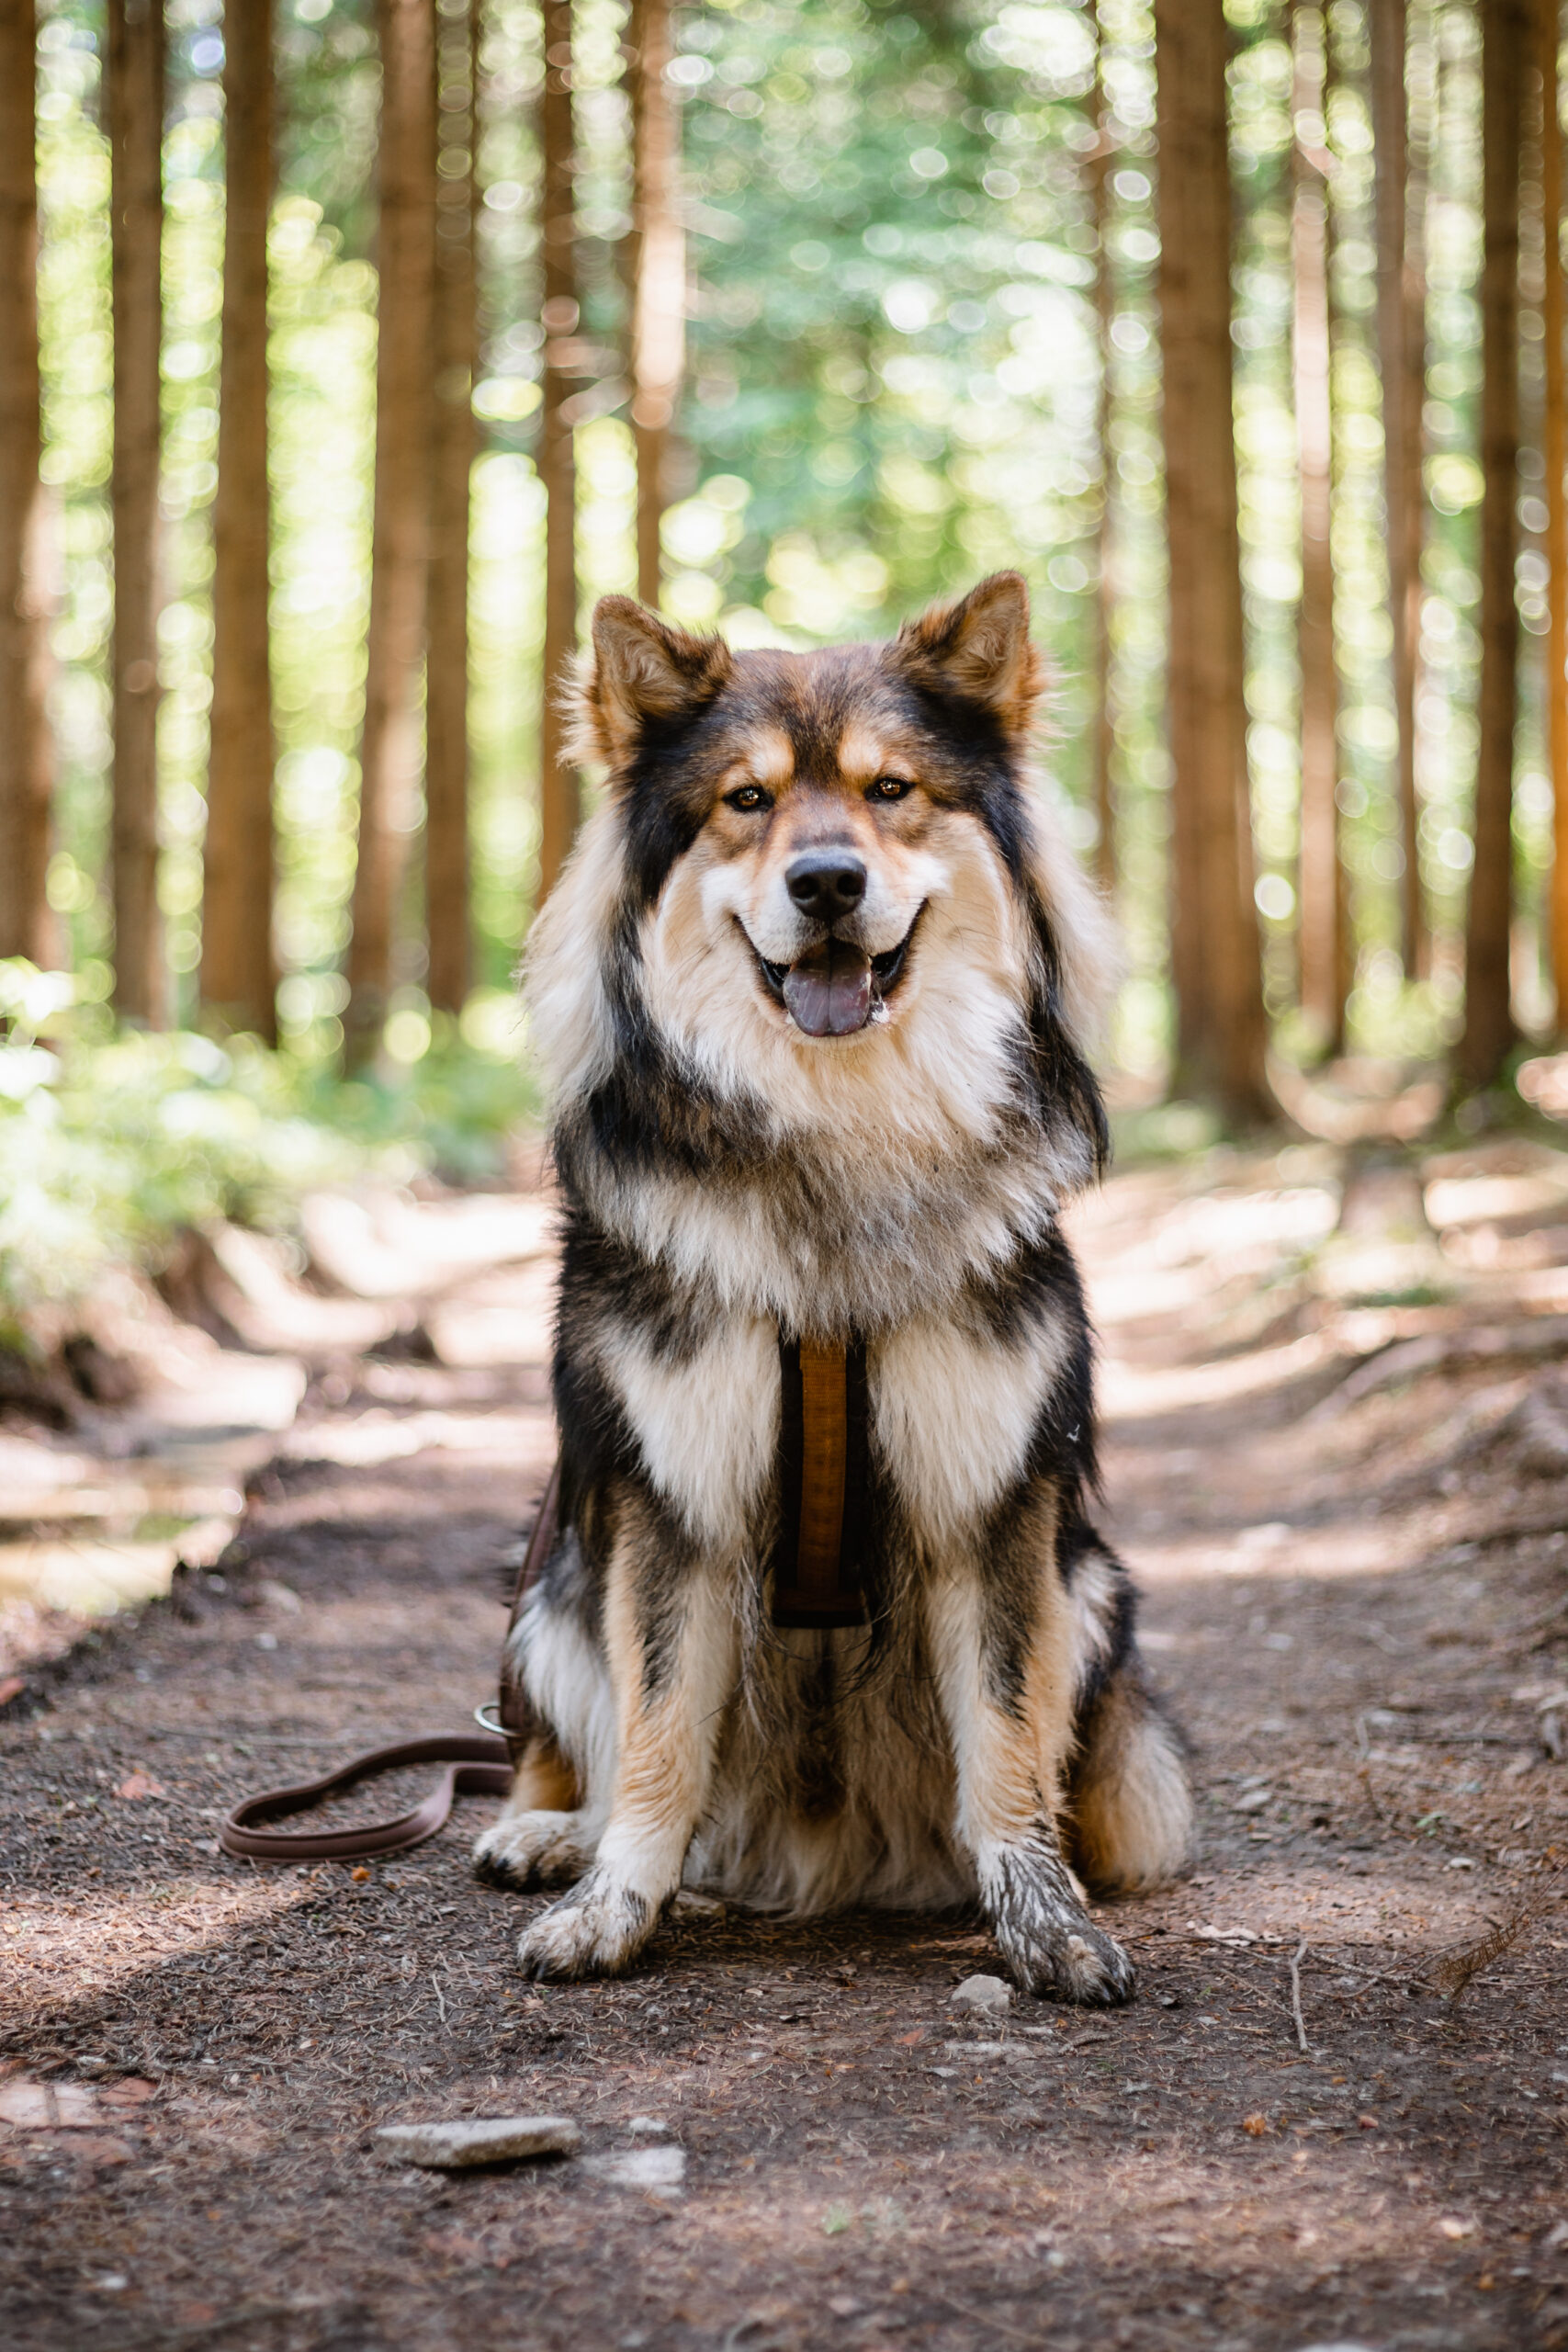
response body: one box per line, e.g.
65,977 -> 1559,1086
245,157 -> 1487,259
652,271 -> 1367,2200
785,851 -> 867,920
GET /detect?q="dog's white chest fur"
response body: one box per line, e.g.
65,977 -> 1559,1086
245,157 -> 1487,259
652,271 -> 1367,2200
598,1313 -> 782,1553
596,1297 -> 1070,1560
871,1306 -> 1070,1551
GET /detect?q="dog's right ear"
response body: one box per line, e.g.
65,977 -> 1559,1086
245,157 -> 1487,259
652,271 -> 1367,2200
569,597 -> 733,768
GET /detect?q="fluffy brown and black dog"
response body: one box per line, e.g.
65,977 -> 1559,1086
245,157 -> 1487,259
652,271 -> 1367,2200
475,571 -> 1192,2003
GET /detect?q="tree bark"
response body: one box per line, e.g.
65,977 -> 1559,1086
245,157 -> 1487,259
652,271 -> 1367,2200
0,0 -> 54,969
203,0 -> 276,1041
1544,0 -> 1568,1027
626,0 -> 683,611
1460,0 -> 1525,1091
1292,3 -> 1344,1049
1370,0 -> 1427,975
107,0 -> 165,1027
1090,1 -> 1116,897
346,0 -> 435,1063
1154,0 -> 1268,1116
536,0 -> 579,902
425,0 -> 476,1016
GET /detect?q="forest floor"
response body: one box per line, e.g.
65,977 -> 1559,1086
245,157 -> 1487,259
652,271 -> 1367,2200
6,1123 -> 1568,2352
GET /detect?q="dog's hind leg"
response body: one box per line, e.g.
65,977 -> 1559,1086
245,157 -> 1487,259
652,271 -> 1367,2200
472,1731 -> 592,1890
1066,1659 -> 1193,1894
925,1541 -> 1134,2007
516,1510 -> 738,1982
473,1572 -> 606,1889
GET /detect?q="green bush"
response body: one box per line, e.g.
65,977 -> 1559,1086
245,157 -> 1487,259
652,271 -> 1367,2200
0,963 -> 537,1317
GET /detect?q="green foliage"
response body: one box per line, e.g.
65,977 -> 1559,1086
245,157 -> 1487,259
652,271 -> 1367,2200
674,1 -> 1116,705
0,963 -> 536,1316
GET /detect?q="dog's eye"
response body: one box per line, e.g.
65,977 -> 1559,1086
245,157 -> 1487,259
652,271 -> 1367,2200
724,784 -> 771,813
869,775 -> 914,802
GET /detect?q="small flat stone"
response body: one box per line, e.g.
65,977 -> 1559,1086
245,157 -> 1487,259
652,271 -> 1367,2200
625,2114 -> 672,2136
584,2143 -> 685,2192
375,2115 -> 579,2170
949,1973 -> 1011,2015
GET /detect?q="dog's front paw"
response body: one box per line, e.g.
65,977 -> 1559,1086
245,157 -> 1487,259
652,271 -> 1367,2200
473,1807 -> 592,1891
998,1914 -> 1134,2007
986,1836 -> 1135,2007
515,1874 -> 655,1982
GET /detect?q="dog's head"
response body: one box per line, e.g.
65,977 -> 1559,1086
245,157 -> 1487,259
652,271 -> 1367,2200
574,570 -> 1097,1018
538,572 -> 1110,1202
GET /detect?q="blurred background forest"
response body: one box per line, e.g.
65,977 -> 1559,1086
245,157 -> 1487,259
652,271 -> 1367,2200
1,0 -> 1567,1312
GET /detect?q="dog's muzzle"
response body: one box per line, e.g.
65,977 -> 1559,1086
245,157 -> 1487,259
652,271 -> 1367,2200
749,911 -> 921,1038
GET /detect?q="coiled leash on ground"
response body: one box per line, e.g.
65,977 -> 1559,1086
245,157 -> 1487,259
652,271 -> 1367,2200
220,1337 -> 866,1862
217,1463 -> 558,1860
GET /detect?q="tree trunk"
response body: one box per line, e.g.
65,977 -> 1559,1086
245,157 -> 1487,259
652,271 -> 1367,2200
345,0 -> 435,1063
1370,0 -> 1427,976
0,0 -> 54,969
1090,1 -> 1116,898
536,0 -> 579,902
1292,3 -> 1344,1050
203,0 -> 276,1041
1460,0 -> 1525,1091
1545,0 -> 1568,1028
626,0 -> 683,611
425,0 -> 476,1017
107,0 -> 165,1027
1154,0 -> 1268,1116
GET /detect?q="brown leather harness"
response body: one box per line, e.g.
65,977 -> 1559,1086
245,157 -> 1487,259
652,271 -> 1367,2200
220,1338 -> 864,1862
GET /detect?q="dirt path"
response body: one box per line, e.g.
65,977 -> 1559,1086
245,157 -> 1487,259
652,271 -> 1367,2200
6,1139 -> 1568,2352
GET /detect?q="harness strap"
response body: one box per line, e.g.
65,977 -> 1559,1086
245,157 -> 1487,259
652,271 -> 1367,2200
772,1335 -> 867,1628
798,1339 -> 849,1588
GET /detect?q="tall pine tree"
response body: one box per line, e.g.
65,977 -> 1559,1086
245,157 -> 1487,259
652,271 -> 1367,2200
1292,0 -> 1345,1049
1090,0 -> 1117,897
0,0 -> 54,969
1155,0 -> 1267,1114
1371,0 -> 1427,976
626,0 -> 683,610
425,0 -> 477,1016
1544,0 -> 1568,1026
204,0 -> 276,1041
346,0 -> 436,1061
1461,0 -> 1526,1091
107,0 -> 166,1026
536,0 -> 579,901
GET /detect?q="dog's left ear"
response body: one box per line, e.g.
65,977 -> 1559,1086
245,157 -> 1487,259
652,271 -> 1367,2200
892,571 -> 1043,736
569,596 -> 733,768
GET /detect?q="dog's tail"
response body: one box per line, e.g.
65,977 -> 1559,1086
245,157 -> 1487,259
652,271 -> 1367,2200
1066,1657 -> 1194,1894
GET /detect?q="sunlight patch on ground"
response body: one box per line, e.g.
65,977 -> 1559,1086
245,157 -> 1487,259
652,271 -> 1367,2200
0,1876 -> 301,2007
1100,1331 -> 1336,1417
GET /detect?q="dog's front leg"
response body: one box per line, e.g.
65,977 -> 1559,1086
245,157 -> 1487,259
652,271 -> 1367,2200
515,1519 -> 735,1983
926,1563 -> 1134,2007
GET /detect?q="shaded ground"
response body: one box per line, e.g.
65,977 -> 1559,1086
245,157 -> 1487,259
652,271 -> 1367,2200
6,1135 -> 1568,2351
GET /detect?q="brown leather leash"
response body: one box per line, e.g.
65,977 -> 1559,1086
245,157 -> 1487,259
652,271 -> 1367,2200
217,1735 -> 514,1862
220,1328 -> 865,1863
218,1463 -> 558,1863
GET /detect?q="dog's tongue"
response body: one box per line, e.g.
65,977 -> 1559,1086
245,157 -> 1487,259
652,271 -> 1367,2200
782,938 -> 873,1037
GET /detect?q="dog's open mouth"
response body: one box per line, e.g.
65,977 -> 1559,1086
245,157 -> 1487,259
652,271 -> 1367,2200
751,912 -> 921,1038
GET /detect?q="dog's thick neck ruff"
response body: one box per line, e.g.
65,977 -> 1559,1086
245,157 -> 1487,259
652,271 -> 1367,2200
529,572 -> 1114,1343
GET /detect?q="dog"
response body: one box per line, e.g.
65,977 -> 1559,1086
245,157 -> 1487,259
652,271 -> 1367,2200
473,571 -> 1192,2003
